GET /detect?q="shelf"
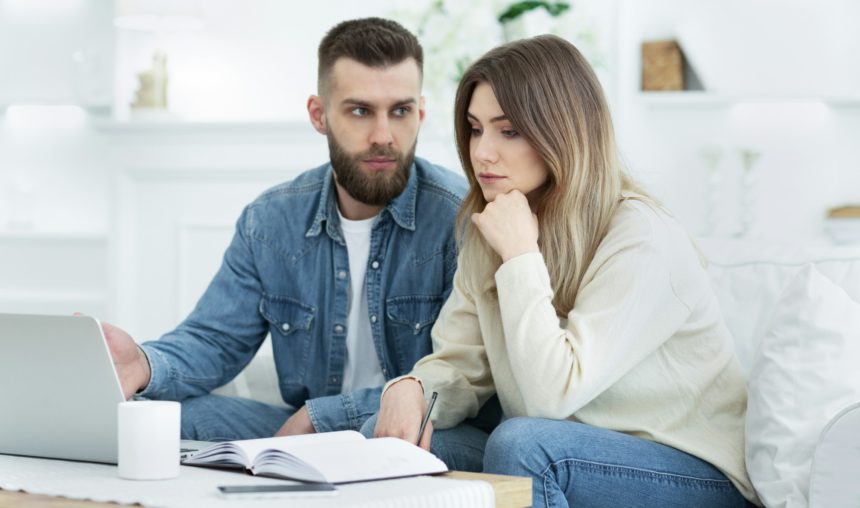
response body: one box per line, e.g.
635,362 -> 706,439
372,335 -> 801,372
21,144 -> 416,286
89,117 -> 310,135
638,92 -> 860,107
0,229 -> 107,241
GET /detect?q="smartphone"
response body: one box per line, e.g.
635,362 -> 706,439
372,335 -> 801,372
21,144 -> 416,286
216,483 -> 338,499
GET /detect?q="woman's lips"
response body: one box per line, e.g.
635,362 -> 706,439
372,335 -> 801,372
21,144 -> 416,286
478,172 -> 506,184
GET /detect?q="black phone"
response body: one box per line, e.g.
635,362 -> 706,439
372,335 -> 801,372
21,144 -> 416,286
216,483 -> 338,498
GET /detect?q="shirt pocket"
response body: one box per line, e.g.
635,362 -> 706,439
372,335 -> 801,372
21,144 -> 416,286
259,293 -> 316,382
385,295 -> 443,373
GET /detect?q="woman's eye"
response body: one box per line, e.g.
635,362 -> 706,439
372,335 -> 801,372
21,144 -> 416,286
501,129 -> 519,138
470,127 -> 482,136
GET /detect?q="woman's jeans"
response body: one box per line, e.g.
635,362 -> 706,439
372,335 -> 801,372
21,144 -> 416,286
483,417 -> 751,508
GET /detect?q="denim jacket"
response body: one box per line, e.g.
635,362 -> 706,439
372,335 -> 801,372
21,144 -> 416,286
139,157 -> 467,432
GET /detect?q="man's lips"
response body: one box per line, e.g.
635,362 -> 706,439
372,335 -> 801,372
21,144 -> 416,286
364,158 -> 396,170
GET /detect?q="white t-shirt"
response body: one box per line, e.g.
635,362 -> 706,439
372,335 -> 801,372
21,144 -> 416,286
338,211 -> 386,394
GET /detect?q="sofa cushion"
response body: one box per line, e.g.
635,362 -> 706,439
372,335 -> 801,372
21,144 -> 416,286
700,239 -> 860,376
745,264 -> 860,508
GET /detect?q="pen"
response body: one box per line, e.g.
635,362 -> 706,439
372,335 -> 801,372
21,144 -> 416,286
416,391 -> 438,445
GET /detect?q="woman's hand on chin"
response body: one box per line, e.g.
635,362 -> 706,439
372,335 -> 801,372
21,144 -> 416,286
472,190 -> 540,262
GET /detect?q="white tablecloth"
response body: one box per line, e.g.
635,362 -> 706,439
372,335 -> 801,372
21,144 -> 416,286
0,455 -> 493,508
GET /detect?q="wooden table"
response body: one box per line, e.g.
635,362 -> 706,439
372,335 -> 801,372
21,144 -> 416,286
0,471 -> 531,508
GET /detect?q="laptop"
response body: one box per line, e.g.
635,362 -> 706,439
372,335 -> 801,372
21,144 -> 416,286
0,313 -> 207,464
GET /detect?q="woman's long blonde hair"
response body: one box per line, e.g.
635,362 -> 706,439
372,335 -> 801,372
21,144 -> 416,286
453,35 -> 649,315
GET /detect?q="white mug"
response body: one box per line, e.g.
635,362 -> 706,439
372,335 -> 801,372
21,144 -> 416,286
117,400 -> 181,480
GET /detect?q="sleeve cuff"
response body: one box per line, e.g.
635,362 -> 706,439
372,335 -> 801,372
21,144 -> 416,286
305,394 -> 351,433
382,375 -> 425,399
136,343 -> 171,399
495,251 -> 552,293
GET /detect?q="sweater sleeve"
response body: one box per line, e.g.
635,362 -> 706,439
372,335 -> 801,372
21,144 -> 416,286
401,267 -> 496,429
494,210 -> 700,419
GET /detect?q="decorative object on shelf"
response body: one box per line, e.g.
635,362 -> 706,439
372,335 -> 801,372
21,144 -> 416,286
824,205 -> 860,245
736,148 -> 762,238
641,39 -> 684,91
498,1 -> 570,42
130,50 -> 169,110
698,145 -> 724,237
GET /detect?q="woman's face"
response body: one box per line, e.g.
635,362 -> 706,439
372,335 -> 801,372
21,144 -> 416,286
467,82 -> 549,203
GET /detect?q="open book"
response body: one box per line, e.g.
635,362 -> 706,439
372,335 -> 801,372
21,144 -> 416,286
181,430 -> 448,484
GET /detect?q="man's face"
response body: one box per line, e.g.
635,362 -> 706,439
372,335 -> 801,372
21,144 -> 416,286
317,57 -> 425,206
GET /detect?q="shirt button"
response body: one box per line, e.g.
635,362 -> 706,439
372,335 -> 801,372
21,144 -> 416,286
281,323 -> 290,332
330,376 -> 339,384
370,314 -> 377,323
338,270 -> 347,280
334,325 -> 344,333
371,261 -> 380,269
382,368 -> 388,377
414,323 -> 421,331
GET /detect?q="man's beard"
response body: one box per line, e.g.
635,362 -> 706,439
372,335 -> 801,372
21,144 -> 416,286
327,132 -> 415,206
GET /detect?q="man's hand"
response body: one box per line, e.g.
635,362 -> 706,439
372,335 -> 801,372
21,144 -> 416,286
373,378 -> 432,451
275,405 -> 316,436
100,320 -> 151,400
471,190 -> 540,262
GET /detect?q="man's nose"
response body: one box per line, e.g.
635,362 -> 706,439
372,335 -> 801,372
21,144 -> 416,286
369,117 -> 394,146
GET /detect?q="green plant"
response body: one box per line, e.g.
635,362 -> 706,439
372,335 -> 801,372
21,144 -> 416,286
498,1 -> 570,24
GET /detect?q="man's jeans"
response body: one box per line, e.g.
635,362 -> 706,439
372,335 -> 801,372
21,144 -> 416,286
179,394 -> 295,441
483,417 -> 752,508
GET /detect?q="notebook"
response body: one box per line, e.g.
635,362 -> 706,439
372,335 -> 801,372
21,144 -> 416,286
181,430 -> 448,484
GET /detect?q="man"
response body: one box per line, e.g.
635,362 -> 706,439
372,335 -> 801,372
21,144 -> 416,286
103,18 -> 467,445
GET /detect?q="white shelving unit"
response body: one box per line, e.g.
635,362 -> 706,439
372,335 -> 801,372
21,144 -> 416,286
638,92 -> 860,108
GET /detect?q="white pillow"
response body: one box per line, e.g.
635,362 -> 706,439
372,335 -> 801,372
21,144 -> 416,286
746,264 -> 860,508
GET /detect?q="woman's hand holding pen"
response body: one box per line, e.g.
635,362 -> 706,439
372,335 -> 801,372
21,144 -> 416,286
375,378 -> 433,451
471,189 -> 540,262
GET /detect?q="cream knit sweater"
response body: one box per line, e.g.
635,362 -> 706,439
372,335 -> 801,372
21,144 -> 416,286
390,199 -> 757,502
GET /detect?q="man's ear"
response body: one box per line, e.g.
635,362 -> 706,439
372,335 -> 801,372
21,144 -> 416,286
418,95 -> 426,124
307,95 -> 327,135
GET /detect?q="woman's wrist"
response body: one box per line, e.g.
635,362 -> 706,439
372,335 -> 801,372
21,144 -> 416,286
501,244 -> 540,263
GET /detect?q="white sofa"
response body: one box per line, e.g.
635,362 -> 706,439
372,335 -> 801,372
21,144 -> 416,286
218,238 -> 860,508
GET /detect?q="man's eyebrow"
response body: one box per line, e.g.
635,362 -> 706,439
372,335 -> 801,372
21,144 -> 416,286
341,98 -> 417,108
467,112 -> 509,123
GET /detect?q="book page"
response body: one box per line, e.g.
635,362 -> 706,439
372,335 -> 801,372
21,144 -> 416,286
237,430 -> 365,460
279,437 -> 448,484
185,430 -> 364,471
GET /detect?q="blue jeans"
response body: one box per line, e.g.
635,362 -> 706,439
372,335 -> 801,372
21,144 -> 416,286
179,394 -> 294,441
483,417 -> 751,508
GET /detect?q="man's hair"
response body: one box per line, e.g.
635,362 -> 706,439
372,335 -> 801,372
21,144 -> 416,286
317,17 -> 423,94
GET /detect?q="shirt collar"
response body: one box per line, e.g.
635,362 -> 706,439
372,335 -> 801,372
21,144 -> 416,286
305,161 -> 418,239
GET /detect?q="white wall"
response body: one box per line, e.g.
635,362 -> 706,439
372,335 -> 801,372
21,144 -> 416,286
613,0 -> 860,241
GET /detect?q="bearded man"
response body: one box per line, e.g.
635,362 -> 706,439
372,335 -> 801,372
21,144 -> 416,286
101,18 -> 470,446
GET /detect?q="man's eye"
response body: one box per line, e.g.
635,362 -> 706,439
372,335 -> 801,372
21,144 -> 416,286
393,106 -> 411,117
351,107 -> 368,117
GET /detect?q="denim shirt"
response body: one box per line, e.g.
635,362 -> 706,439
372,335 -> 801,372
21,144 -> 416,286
139,157 -> 467,432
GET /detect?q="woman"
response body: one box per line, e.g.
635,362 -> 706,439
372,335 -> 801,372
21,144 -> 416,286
374,35 -> 758,507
